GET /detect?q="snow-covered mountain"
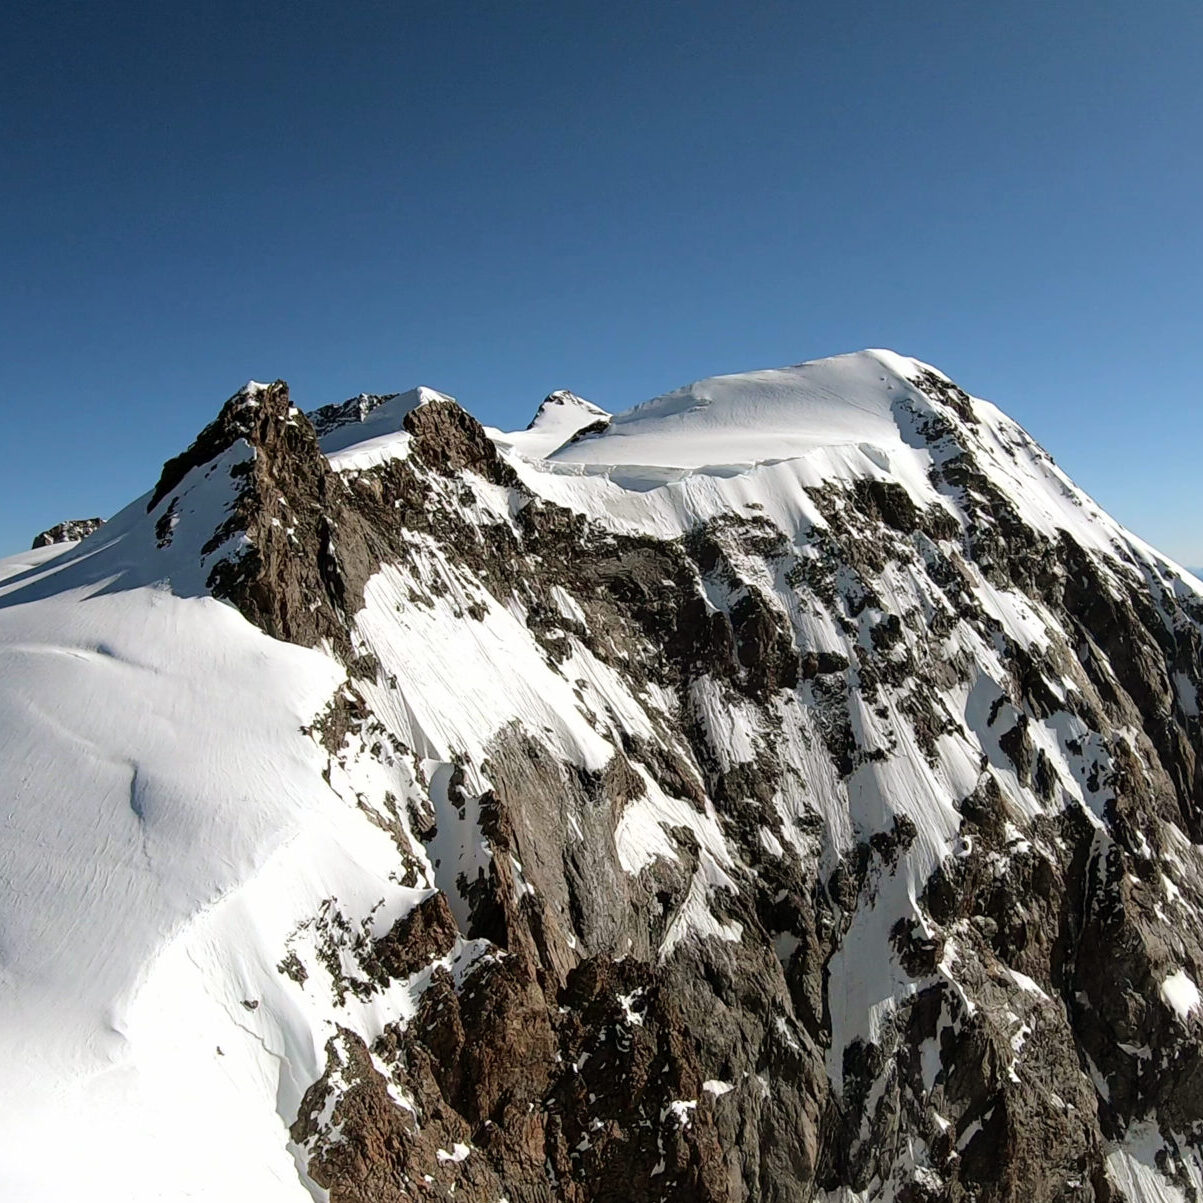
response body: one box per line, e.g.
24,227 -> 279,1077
488,388 -> 611,459
3,350 -> 1203,1202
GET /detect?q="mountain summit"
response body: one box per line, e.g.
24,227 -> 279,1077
490,387 -> 611,459
2,351 -> 1202,1202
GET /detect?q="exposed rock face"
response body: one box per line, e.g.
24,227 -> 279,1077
31,516 -> 103,547
309,392 -> 403,438
18,353 -> 1203,1200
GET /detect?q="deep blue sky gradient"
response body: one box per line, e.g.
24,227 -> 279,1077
3,2 -> 1201,560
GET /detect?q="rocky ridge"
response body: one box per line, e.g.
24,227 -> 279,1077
30,516 -> 103,547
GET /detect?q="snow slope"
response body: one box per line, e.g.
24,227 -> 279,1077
489,389 -> 610,459
0,428 -> 441,1200
552,350 -> 922,470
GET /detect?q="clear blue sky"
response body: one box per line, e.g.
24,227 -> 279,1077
3,1 -> 1201,562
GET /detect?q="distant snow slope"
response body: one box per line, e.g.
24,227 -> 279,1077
489,389 -> 610,459
553,350 -> 918,470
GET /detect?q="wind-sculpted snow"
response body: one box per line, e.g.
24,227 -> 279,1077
552,350 -> 934,471
0,477 -> 361,1198
3,354 -> 1203,1201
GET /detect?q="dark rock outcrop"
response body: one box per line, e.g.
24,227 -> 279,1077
31,516 -> 103,548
